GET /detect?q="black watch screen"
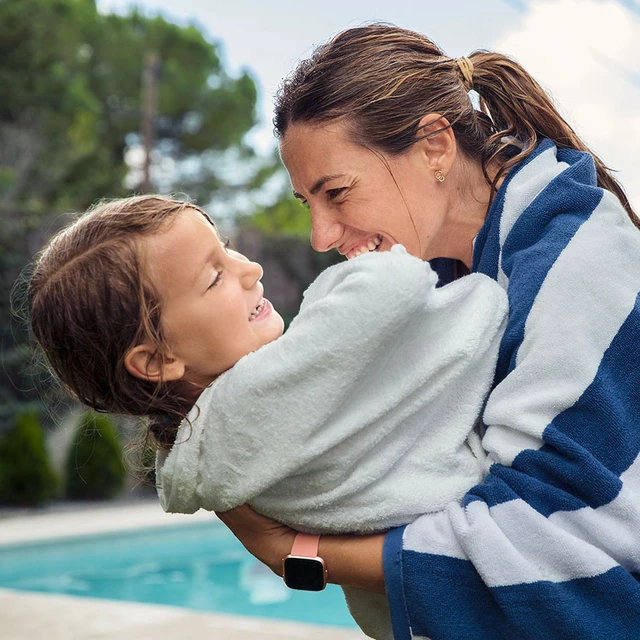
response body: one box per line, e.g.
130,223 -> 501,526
283,556 -> 326,591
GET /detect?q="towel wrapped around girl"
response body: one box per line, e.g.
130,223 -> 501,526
156,244 -> 508,639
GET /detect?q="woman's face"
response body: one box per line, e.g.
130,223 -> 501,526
279,120 -> 450,261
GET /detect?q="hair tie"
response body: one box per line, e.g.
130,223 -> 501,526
455,56 -> 474,92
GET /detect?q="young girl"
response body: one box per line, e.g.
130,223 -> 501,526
28,194 -> 507,639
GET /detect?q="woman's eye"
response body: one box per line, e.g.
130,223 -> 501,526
223,238 -> 232,252
327,187 -> 345,200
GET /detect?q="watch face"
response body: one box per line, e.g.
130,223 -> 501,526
283,556 -> 326,591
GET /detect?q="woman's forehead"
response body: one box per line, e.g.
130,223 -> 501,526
280,121 -> 373,189
281,120 -> 351,152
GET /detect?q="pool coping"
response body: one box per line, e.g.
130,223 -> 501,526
0,588 -> 367,640
0,498 -> 216,546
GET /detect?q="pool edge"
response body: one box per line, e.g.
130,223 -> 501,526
0,588 -> 368,640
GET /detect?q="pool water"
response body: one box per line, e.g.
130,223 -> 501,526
0,521 -> 357,628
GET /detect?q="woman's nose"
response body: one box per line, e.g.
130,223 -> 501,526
310,211 -> 343,252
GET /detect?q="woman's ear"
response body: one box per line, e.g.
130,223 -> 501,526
415,113 -> 457,174
124,344 -> 185,383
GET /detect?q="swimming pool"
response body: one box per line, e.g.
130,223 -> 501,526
0,520 -> 357,628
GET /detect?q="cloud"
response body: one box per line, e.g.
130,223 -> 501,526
493,0 -> 640,211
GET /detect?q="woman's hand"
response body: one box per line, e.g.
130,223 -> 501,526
215,504 -> 296,575
216,504 -> 387,594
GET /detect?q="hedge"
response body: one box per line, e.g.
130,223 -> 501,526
0,410 -> 58,506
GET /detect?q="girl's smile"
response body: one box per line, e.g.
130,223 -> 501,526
133,207 -> 284,389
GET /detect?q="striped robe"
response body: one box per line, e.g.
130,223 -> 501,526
383,139 -> 640,640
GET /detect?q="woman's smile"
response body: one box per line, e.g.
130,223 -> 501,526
343,234 -> 383,259
279,120 -> 448,262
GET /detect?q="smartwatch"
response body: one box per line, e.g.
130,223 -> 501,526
282,533 -> 327,591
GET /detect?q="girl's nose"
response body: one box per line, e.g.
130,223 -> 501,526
240,259 -> 263,288
310,210 -> 343,252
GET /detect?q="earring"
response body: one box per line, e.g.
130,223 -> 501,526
434,170 -> 445,183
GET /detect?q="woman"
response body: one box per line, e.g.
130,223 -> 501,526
217,24 -> 640,639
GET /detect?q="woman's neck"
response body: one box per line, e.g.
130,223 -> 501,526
433,158 -> 503,269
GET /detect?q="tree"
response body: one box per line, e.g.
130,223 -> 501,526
0,0 -> 263,212
0,0 -> 268,428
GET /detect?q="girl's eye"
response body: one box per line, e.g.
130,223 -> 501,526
207,272 -> 222,290
223,238 -> 232,252
327,187 -> 346,200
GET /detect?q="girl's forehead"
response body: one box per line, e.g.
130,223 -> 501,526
143,209 -> 217,286
186,205 -> 216,229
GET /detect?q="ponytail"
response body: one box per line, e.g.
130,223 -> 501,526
148,411 -> 185,449
469,50 -> 639,228
274,24 -> 638,229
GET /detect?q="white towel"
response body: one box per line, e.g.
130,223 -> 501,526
156,245 -> 508,638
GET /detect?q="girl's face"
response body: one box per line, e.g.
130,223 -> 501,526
279,120 -> 451,262
141,208 -> 284,389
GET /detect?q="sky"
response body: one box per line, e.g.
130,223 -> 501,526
97,0 -> 640,209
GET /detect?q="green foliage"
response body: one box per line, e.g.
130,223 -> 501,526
0,0 -> 261,211
0,410 -> 58,507
1,0 -> 268,425
238,146 -> 317,240
65,412 -> 125,501
241,191 -> 312,239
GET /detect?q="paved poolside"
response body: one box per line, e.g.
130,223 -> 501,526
0,500 -> 367,640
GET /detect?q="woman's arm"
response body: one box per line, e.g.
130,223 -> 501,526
216,505 -> 386,595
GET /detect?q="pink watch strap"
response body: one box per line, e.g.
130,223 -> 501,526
290,533 -> 320,558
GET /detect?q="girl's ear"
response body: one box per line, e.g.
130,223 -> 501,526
124,344 -> 185,383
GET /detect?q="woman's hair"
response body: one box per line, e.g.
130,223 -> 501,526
274,23 -> 638,228
28,195 -> 208,449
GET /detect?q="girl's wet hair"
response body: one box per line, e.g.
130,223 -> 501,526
274,23 -> 637,227
28,195 -> 211,449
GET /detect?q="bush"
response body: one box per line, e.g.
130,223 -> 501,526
65,412 -> 125,500
0,410 -> 58,507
